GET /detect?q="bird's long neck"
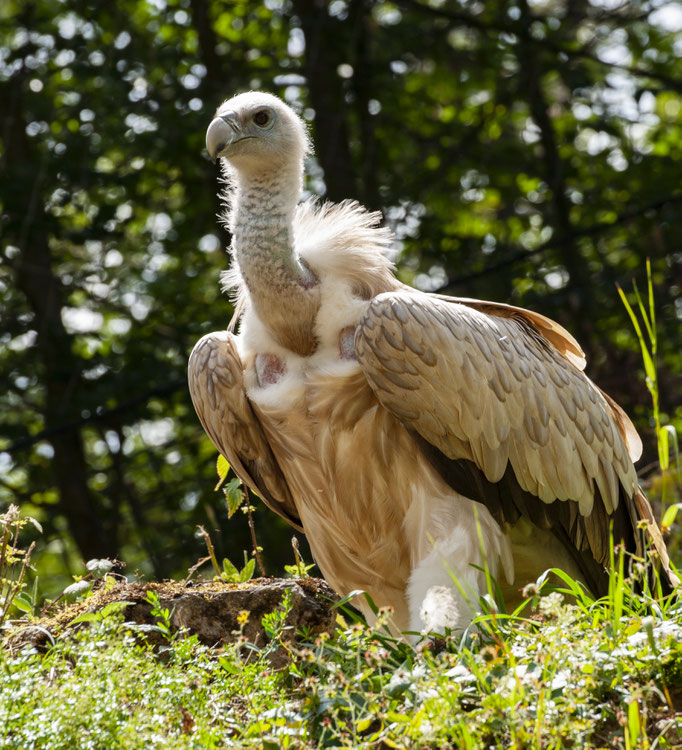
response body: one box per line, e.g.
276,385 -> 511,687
230,165 -> 320,356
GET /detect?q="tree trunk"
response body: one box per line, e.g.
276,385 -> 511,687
292,0 -> 358,203
516,0 -> 595,343
1,76 -> 115,561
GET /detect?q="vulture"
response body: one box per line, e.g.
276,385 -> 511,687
189,91 -> 675,635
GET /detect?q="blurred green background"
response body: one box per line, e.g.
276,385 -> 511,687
1,0 -> 681,598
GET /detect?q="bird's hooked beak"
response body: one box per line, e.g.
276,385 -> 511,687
206,111 -> 241,164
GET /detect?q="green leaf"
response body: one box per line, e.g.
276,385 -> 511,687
646,257 -> 656,351
356,717 -> 372,732
215,454 -> 230,491
284,562 -> 315,578
627,699 -> 641,747
617,284 -> 653,381
658,426 -> 670,471
218,655 -> 240,674
332,590 -> 367,609
12,595 -> 33,613
222,557 -> 239,581
632,279 -> 655,349
663,424 -> 679,472
223,478 -> 245,518
661,503 -> 682,531
99,601 -> 134,618
69,611 -> 99,625
239,557 -> 255,582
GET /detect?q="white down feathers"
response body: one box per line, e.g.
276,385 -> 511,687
221,198 -> 397,325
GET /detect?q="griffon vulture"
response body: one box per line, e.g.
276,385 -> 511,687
189,91 -> 675,635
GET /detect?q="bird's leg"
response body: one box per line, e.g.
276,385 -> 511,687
407,552 -> 478,637
405,524 -> 501,637
230,167 -> 321,356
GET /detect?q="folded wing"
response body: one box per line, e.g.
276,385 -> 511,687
188,331 -> 302,530
355,291 -> 670,592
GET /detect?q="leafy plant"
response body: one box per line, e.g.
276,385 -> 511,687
197,525 -> 256,584
62,558 -> 116,602
142,589 -> 177,643
216,455 -> 245,518
261,588 -> 294,643
0,504 -> 40,627
221,553 -> 256,584
215,456 -> 265,576
69,600 -> 134,627
284,536 -> 316,579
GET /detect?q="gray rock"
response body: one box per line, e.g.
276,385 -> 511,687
5,577 -> 338,657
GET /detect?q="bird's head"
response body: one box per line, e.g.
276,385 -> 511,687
206,91 -> 310,175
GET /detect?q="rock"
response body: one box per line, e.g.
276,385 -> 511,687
4,577 -> 338,657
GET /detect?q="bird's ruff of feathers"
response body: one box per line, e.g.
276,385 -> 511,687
221,197 -> 398,329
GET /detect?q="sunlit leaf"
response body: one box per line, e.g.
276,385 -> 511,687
215,455 -> 230,491
222,558 -> 239,581
99,601 -> 134,618
663,424 -> 680,472
661,503 -> 682,532
223,477 -> 244,518
68,611 -> 99,625
659,426 -> 670,471
239,557 -> 255,582
85,559 -> 113,577
11,595 -> 33,613
63,580 -> 92,599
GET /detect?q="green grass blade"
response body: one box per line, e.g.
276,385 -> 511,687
632,279 -> 655,348
617,284 -> 656,385
647,257 -> 656,351
663,424 -> 679,472
658,426 -> 670,471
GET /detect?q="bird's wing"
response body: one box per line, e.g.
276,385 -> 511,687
435,294 -> 588,372
444,295 -> 644,461
355,291 -> 668,590
188,331 -> 302,530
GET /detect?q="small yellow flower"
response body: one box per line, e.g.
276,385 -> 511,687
237,609 -> 250,626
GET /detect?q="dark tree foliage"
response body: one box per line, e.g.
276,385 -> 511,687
1,0 -> 681,594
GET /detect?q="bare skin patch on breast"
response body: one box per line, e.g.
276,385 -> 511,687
256,353 -> 286,386
339,326 -> 357,360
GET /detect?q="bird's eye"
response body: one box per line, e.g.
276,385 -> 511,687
253,110 -> 270,127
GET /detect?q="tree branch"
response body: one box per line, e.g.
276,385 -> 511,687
438,192 -> 682,292
398,0 -> 682,92
3,380 -> 187,455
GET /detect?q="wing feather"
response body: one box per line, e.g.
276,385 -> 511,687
354,291 -> 663,581
440,295 -> 586,370
188,331 -> 302,529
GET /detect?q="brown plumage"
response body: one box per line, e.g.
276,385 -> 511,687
189,92 -> 675,635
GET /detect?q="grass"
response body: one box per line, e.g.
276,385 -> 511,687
2,552 -> 682,749
617,260 -> 681,529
